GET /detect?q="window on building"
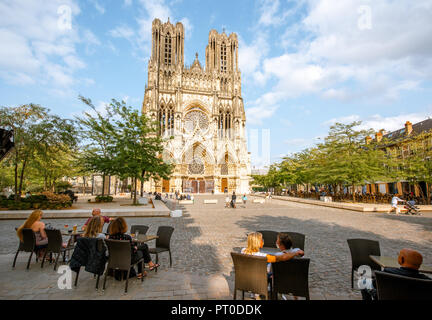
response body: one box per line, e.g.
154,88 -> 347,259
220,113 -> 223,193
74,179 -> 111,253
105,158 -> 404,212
221,43 -> 227,72
165,34 -> 172,65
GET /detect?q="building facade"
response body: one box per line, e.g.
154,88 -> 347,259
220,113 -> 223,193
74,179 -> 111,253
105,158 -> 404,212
365,119 -> 432,197
141,18 -> 251,194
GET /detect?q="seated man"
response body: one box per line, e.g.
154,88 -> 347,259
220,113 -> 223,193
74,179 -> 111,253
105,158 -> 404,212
82,208 -> 111,231
361,248 -> 431,300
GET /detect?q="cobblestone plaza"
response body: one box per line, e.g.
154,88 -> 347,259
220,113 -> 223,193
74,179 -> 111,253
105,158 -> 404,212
1,195 -> 431,300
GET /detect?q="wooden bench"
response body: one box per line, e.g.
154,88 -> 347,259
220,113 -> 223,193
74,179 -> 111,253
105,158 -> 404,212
204,199 -> 218,204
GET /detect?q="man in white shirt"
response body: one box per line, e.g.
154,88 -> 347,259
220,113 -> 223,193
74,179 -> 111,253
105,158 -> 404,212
388,195 -> 405,214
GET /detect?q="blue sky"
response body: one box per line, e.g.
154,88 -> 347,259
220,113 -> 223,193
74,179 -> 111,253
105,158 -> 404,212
1,0 -> 432,168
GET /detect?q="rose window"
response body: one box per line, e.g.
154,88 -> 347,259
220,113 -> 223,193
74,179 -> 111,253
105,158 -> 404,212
184,110 -> 209,133
188,158 -> 205,175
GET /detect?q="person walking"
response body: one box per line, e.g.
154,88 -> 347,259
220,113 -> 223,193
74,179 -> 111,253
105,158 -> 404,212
242,194 -> 247,207
388,195 -> 405,214
225,195 -> 230,208
231,191 -> 237,208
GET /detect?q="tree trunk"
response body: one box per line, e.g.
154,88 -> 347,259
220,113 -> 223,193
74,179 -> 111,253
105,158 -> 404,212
91,175 -> 94,195
14,155 -> 19,202
18,158 -> 27,199
352,184 -> 356,202
417,183 -> 426,203
426,183 -> 432,204
82,176 -> 86,195
140,170 -> 145,196
133,177 -> 138,205
102,175 -> 105,196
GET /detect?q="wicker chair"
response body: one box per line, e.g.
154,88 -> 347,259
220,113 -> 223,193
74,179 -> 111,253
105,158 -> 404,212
148,226 -> 174,270
41,229 -> 75,270
230,252 -> 269,300
272,258 -> 310,300
103,239 -> 144,293
12,228 -> 39,270
257,230 -> 278,248
375,271 -> 432,300
347,239 -> 381,288
280,232 -> 305,251
130,225 -> 149,235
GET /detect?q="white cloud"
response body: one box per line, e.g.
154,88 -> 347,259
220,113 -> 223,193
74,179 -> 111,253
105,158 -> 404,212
239,33 -> 269,84
89,0 -> 105,14
246,0 -> 432,117
109,25 -> 135,40
109,0 -> 192,62
246,105 -> 278,126
324,111 -> 432,133
0,0 -> 100,91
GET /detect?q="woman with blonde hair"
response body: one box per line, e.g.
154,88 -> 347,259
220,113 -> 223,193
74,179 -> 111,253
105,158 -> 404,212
241,232 -> 304,262
83,216 -> 106,239
16,210 -> 48,258
241,232 -> 304,300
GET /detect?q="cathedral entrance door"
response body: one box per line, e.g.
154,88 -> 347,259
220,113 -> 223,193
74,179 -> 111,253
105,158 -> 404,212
221,178 -> 228,193
199,181 -> 205,193
162,179 -> 170,193
191,180 -> 198,193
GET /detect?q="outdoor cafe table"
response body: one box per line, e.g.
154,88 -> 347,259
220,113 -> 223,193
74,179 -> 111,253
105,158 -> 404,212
260,247 -> 280,255
370,255 -> 432,274
131,234 -> 158,244
61,230 -> 84,237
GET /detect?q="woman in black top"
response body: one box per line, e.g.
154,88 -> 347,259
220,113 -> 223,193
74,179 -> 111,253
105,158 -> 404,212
109,217 -> 159,278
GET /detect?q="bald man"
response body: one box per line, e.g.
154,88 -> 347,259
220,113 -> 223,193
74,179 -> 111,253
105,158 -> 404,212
82,208 -> 111,231
361,249 -> 430,300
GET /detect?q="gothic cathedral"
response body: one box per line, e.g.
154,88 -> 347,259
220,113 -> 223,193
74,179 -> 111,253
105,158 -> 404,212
142,18 -> 251,194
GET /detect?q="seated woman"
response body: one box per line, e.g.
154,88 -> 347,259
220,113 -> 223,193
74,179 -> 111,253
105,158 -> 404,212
275,233 -> 303,256
241,232 -> 304,299
241,232 -> 304,263
108,217 -> 159,279
83,216 -> 107,239
16,210 -> 48,259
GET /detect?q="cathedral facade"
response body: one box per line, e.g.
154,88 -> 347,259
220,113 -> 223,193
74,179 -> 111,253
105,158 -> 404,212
142,18 -> 251,194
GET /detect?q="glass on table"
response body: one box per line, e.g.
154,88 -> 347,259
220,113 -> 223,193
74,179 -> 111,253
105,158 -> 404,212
73,224 -> 77,233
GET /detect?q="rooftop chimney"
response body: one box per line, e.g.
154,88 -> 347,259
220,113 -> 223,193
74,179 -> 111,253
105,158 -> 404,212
376,131 -> 383,142
405,121 -> 413,135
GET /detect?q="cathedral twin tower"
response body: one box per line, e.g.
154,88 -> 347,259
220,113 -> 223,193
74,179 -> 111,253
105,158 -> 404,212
142,18 -> 250,194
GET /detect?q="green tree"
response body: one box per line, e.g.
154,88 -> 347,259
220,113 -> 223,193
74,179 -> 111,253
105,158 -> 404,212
397,131 -> 432,203
318,122 -> 388,201
76,96 -> 118,196
0,104 -> 77,201
109,99 -> 173,204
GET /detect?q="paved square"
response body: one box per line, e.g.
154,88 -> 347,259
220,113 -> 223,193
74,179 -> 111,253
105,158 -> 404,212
1,195 -> 431,300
